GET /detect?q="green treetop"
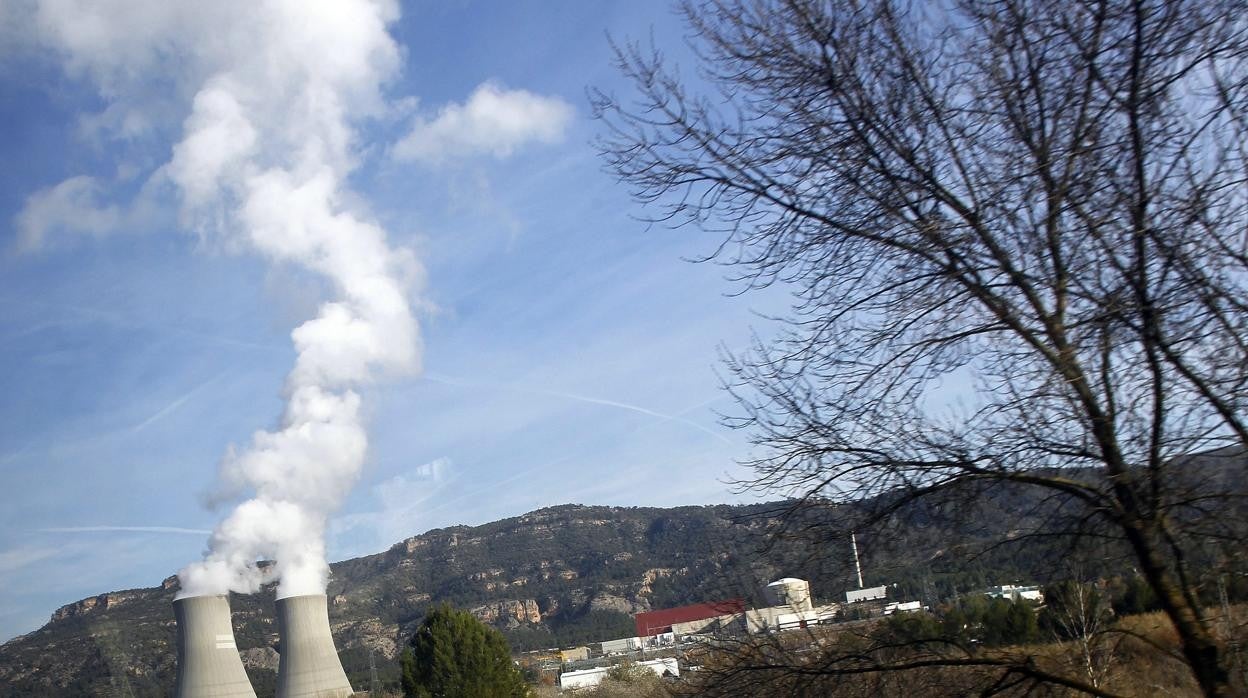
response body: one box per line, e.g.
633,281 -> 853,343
401,603 -> 529,698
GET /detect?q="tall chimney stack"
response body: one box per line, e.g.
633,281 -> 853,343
173,595 -> 258,698
275,594 -> 353,698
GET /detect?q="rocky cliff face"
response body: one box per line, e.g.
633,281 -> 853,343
50,591 -> 143,622
470,599 -> 541,626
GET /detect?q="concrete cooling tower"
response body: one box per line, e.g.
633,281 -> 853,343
275,594 -> 354,698
173,595 -> 258,698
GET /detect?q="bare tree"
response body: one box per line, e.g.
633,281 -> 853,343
1044,579 -> 1117,689
593,0 -> 1248,695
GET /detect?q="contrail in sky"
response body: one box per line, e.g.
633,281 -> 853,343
0,297 -> 282,353
424,372 -> 733,445
542,389 -> 732,445
39,526 -> 212,535
129,374 -> 225,434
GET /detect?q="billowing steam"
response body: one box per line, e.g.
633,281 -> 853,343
160,2 -> 419,598
24,0 -> 574,601
23,1 -> 418,599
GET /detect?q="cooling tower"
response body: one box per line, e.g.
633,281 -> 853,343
275,594 -> 354,698
173,595 -> 258,698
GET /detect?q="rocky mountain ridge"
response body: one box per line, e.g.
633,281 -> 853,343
0,502 -> 804,696
4,448 -> 1240,697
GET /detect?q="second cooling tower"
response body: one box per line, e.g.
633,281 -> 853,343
173,595 -> 257,698
275,594 -> 354,698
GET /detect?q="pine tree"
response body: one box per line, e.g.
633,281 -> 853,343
401,604 -> 529,698
1004,600 -> 1039,645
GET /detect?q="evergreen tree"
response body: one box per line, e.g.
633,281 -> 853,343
401,603 -> 529,698
1113,575 -> 1161,617
979,598 -> 1013,646
1003,600 -> 1039,645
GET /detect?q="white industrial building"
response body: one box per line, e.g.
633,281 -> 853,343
743,604 -> 842,634
882,600 -> 924,615
599,636 -> 643,655
845,585 -> 888,603
740,578 -> 841,634
559,657 -> 679,690
984,584 -> 1044,602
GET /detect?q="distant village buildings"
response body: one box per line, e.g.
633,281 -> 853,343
558,657 -> 680,690
549,574 -> 1039,690
983,584 -> 1044,603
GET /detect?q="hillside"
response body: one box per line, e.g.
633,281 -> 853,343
0,502 -> 838,696
1,448 -> 1241,697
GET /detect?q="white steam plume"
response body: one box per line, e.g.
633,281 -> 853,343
24,0 -> 418,599
165,3 -> 418,599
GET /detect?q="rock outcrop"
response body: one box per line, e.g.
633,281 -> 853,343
50,591 -> 141,622
470,599 -> 542,626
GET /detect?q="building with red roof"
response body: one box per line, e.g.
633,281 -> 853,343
633,598 -> 746,637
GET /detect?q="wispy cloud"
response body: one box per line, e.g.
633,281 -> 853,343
393,82 -> 573,164
0,546 -> 61,575
424,372 -> 732,445
331,458 -> 456,549
37,526 -> 211,535
12,173 -> 167,252
13,176 -> 122,251
0,297 -> 283,353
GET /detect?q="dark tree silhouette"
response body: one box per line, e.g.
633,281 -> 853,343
594,0 -> 1248,694
401,603 -> 528,698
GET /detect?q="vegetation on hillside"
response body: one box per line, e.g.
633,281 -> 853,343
2,488 -> 1244,695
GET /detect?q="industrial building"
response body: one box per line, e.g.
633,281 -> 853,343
563,576 -> 928,689
845,584 -> 888,604
559,657 -> 680,690
984,584 -> 1044,602
559,646 -> 590,663
599,636 -> 643,655
882,600 -> 924,615
629,578 -> 847,641
633,598 -> 746,639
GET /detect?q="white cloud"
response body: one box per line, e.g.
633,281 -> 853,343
14,176 -> 122,250
13,173 -> 166,251
393,82 -> 573,163
329,457 -> 453,551
0,545 -> 60,575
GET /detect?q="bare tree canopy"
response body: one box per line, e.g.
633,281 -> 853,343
593,0 -> 1248,695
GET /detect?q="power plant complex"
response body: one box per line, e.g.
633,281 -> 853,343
173,594 -> 353,698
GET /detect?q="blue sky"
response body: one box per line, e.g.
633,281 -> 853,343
0,1 -> 787,640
